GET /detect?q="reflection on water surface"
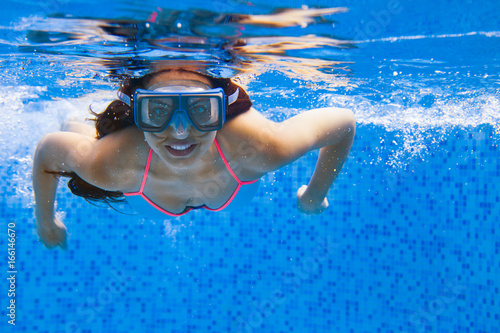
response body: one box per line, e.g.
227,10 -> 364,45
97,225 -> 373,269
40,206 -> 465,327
11,6 -> 352,86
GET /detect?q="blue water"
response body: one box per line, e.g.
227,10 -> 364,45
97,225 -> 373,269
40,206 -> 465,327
1,0 -> 499,332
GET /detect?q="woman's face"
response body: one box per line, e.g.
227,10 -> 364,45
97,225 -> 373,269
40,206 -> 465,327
141,70 -> 217,168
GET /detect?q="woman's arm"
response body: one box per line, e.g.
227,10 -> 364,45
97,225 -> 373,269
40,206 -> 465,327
226,107 -> 356,214
295,123 -> 355,214
279,108 -> 356,214
32,132 -> 101,249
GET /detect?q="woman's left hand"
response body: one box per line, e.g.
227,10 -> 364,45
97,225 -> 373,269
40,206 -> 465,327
296,185 -> 329,214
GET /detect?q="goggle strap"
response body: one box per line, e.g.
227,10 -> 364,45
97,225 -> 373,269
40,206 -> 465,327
118,86 -> 238,107
228,88 -> 239,105
117,90 -> 131,107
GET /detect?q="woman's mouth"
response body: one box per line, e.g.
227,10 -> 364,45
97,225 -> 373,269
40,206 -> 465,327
165,143 -> 197,156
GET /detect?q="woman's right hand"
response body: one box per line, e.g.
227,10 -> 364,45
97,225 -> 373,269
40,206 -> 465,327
36,219 -> 68,250
297,185 -> 329,214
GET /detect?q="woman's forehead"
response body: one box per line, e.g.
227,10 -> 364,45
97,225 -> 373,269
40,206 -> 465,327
145,70 -> 212,88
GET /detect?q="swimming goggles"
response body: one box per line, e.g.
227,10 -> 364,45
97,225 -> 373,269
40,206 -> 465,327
118,86 -> 239,132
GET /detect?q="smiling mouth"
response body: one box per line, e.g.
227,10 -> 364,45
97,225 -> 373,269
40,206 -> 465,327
165,143 -> 197,156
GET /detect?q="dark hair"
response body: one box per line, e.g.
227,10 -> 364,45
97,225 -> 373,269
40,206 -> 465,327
54,70 -> 253,206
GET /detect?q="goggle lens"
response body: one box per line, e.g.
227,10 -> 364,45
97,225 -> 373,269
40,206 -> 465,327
187,97 -> 220,129
141,97 -> 175,128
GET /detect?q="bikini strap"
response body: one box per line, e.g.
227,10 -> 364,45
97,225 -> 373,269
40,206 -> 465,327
139,148 -> 154,193
213,138 -> 258,185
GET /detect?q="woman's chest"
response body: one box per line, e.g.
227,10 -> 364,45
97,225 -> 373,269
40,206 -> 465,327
142,166 -> 240,213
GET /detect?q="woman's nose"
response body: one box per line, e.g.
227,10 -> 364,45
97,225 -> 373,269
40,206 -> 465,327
169,111 -> 191,138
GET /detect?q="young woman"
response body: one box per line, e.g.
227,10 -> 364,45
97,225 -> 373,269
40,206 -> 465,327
33,68 -> 356,249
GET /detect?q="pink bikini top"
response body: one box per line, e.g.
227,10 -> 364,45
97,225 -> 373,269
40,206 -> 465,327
123,138 -> 259,216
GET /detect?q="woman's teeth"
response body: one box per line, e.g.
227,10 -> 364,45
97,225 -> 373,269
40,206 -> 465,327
170,144 -> 192,150
165,143 -> 196,157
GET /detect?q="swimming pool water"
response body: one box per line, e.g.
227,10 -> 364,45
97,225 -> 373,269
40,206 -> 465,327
1,0 -> 499,332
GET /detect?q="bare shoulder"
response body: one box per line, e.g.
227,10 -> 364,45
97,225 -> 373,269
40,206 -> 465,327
88,127 -> 150,191
218,108 -> 279,145
215,108 -> 283,178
